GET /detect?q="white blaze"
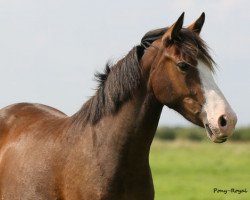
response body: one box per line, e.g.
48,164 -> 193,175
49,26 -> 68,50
197,61 -> 237,135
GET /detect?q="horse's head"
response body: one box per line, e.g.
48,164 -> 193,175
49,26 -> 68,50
141,13 -> 237,143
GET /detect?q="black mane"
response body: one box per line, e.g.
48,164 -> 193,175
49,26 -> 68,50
73,46 -> 143,124
141,27 -> 167,48
73,27 -> 215,124
141,27 -> 215,69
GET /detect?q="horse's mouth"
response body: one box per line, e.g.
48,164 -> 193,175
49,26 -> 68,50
205,123 -> 227,143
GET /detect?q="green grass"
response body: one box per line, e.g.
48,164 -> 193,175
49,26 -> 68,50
150,140 -> 250,200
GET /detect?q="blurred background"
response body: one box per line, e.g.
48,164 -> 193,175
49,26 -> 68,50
0,0 -> 249,199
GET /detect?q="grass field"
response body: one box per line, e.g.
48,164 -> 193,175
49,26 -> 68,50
150,140 -> 250,200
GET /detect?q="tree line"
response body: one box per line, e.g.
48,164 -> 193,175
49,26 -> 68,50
155,126 -> 250,142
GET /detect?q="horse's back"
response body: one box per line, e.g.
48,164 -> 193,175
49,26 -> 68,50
0,103 -> 68,199
0,102 -> 66,141
0,102 -> 67,120
0,102 -> 70,147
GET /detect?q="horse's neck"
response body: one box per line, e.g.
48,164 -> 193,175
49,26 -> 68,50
89,90 -> 163,169
68,79 -> 162,198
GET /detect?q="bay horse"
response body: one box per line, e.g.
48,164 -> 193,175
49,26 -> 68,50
0,13 -> 237,200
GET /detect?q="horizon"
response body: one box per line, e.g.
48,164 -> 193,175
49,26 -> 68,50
0,0 -> 249,127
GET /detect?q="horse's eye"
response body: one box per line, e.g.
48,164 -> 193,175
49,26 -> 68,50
177,62 -> 191,72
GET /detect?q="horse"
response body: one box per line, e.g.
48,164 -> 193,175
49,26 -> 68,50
0,12 -> 237,200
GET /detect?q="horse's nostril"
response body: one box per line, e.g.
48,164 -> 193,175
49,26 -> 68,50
219,115 -> 227,127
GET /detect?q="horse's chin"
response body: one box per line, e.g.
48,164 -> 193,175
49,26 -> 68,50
204,123 -> 227,143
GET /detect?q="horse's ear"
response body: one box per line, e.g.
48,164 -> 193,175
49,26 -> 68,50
162,12 -> 184,43
188,12 -> 205,34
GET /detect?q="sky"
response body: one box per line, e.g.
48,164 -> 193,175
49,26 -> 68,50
0,0 -> 249,127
